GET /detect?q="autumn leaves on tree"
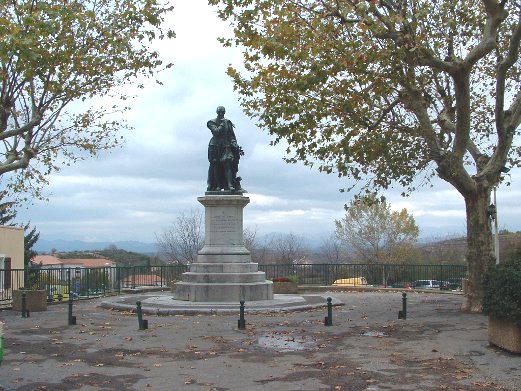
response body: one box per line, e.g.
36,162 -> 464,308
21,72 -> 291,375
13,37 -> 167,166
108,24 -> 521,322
210,0 -> 521,311
335,195 -> 419,264
0,0 -> 175,198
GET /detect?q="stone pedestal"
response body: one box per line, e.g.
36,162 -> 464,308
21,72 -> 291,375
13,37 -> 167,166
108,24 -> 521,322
174,194 -> 273,302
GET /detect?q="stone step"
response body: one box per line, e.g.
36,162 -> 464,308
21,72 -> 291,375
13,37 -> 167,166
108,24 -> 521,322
198,244 -> 250,255
181,271 -> 268,284
174,281 -> 273,302
189,262 -> 260,273
196,253 -> 252,263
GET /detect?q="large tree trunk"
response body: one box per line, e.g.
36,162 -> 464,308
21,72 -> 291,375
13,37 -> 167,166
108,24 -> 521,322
462,186 -> 496,312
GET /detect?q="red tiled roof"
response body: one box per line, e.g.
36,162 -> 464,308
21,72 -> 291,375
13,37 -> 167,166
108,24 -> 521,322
32,255 -> 62,266
61,258 -> 116,267
32,255 -> 115,268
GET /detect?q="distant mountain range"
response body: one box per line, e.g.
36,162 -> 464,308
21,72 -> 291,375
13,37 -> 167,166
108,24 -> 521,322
34,239 -> 158,254
32,232 -> 477,257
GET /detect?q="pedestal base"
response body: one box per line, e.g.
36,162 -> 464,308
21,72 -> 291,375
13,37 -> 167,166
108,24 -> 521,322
174,195 -> 274,302
174,279 -> 273,302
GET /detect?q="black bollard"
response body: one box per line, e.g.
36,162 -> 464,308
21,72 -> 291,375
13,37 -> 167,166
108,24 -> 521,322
402,292 -> 407,319
136,301 -> 148,330
21,292 -> 26,318
68,296 -> 77,325
238,300 -> 246,330
21,292 -> 29,318
324,297 -> 333,326
0,322 -> 4,365
398,292 -> 407,320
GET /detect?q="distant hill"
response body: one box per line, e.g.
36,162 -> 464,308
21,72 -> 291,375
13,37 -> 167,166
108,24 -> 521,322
33,232 -> 521,263
418,232 -> 521,263
34,239 -> 158,255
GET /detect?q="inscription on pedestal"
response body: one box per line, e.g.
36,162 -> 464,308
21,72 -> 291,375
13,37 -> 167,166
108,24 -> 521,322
211,214 -> 238,233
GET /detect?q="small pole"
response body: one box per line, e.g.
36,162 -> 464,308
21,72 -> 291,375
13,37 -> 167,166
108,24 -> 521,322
68,295 -> 76,325
324,297 -> 333,326
0,321 -> 4,364
399,292 -> 407,320
136,301 -> 148,330
238,300 -> 246,330
402,292 -> 407,319
21,292 -> 29,318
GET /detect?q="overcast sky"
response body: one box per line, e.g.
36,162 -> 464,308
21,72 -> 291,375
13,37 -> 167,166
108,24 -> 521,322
13,0 -> 521,245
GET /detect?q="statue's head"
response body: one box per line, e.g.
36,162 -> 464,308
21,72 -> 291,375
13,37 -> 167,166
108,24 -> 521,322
216,106 -> 226,116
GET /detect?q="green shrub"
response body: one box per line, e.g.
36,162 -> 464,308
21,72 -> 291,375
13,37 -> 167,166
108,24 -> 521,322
483,258 -> 521,326
287,275 -> 299,284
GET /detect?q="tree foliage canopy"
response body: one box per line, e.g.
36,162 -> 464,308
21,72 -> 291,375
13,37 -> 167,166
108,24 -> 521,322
335,194 -> 419,263
0,190 -> 39,266
210,0 -> 521,311
210,0 -> 520,194
0,0 -> 174,197
0,190 -> 16,224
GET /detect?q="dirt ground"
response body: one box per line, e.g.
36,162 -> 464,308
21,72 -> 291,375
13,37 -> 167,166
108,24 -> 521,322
0,291 -> 519,391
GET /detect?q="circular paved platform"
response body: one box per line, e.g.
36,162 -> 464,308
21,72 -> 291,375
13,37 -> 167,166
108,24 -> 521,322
100,293 -> 344,315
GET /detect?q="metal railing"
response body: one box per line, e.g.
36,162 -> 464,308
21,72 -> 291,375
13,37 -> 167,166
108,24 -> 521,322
259,263 -> 467,288
0,263 -> 466,308
0,265 -> 188,308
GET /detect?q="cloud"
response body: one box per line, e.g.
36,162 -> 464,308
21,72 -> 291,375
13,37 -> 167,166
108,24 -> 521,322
248,193 -> 286,207
11,0 -> 521,245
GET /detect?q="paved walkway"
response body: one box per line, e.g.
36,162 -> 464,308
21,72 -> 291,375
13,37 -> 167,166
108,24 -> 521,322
0,291 -> 519,390
100,293 -> 343,315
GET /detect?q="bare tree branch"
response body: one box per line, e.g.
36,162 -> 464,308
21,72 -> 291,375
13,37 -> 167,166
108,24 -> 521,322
155,209 -> 204,265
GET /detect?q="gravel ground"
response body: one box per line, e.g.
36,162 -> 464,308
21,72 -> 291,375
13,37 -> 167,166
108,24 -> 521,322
0,291 -> 519,391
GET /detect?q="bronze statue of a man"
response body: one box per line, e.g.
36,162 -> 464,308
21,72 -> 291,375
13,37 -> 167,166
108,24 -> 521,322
207,106 -> 244,192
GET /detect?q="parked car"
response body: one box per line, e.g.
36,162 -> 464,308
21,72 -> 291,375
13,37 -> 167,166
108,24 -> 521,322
447,278 -> 463,291
438,281 -> 450,290
413,280 -> 440,289
332,277 -> 367,286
